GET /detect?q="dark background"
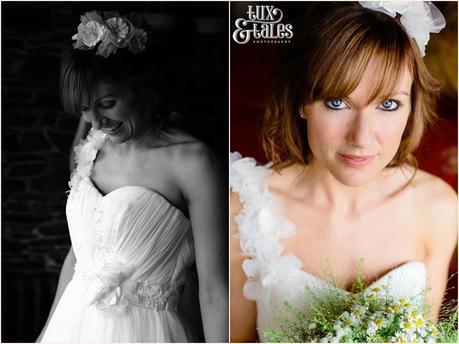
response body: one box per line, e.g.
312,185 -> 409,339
231,0 -> 458,312
2,2 -> 228,342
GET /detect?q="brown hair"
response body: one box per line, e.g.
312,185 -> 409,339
60,49 -> 165,125
262,3 -> 441,171
59,36 -> 193,134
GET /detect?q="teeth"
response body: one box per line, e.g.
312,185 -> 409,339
103,122 -> 122,133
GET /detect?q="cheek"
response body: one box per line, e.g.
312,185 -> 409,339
376,114 -> 410,151
126,103 -> 146,124
82,113 -> 91,123
307,116 -> 347,149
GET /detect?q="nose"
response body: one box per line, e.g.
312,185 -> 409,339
346,111 -> 373,148
82,109 -> 102,130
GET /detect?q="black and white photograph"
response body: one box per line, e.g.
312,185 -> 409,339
3,1 -> 459,343
2,2 -> 228,342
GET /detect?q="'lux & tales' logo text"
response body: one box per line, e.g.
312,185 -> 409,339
233,5 -> 293,44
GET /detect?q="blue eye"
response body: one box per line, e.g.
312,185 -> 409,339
378,99 -> 399,111
325,99 -> 347,110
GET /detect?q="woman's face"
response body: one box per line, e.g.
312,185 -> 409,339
302,63 -> 412,187
80,81 -> 149,144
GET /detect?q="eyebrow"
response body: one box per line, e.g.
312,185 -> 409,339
80,93 -> 117,109
393,91 -> 410,96
94,93 -> 117,103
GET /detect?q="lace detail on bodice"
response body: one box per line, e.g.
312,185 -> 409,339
136,279 -> 183,310
73,259 -> 183,315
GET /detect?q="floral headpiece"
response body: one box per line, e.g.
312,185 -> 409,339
72,11 -> 147,58
359,1 -> 446,57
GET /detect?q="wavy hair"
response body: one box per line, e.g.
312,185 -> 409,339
60,32 -> 194,136
262,3 -> 441,172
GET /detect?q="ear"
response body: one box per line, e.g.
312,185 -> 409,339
299,106 -> 306,119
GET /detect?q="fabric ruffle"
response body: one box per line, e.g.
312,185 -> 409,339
75,257 -> 138,317
230,152 -> 301,301
68,128 -> 107,192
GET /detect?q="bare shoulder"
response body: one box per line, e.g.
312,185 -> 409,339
409,169 -> 457,245
172,142 -> 222,198
152,130 -> 218,178
170,140 -> 216,172
410,169 -> 457,212
231,191 -> 242,212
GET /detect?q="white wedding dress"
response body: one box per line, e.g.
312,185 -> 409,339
230,152 -> 427,342
41,128 -> 195,343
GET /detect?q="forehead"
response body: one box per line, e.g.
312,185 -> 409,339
315,50 -> 413,105
350,58 -> 413,102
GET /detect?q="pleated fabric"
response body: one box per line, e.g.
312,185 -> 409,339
41,129 -> 195,343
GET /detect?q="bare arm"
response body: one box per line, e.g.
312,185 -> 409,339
36,247 -> 76,342
230,191 -> 258,342
422,180 -> 457,321
69,117 -> 90,171
178,145 -> 228,342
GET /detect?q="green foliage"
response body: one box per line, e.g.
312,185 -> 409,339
264,273 -> 458,343
435,301 -> 458,343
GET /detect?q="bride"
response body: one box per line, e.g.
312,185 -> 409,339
230,2 -> 457,342
38,10 -> 227,342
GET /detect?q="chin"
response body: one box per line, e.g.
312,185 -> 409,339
326,154 -> 387,187
105,131 -> 129,144
103,126 -> 132,144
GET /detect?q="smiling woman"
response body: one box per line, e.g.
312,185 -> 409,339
78,82 -> 146,142
35,8 -> 228,344
60,46 -> 168,141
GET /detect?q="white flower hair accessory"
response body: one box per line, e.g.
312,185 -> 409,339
359,1 -> 446,57
72,11 -> 148,58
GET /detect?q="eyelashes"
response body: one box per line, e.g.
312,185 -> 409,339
377,99 -> 400,112
81,101 -> 116,113
324,98 -> 403,112
325,99 -> 346,110
98,100 -> 116,110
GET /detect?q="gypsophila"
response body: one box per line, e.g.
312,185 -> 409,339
265,283 -> 457,343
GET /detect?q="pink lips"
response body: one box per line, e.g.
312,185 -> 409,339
338,153 -> 374,168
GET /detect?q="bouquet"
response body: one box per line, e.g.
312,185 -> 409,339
265,281 -> 457,343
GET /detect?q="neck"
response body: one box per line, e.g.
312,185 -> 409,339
300,159 -> 394,216
109,126 -> 158,154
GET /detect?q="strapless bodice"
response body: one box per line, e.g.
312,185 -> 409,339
230,152 -> 427,342
41,129 -> 196,342
66,129 -> 195,315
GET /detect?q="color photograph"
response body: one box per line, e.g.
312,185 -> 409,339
230,2 -> 458,342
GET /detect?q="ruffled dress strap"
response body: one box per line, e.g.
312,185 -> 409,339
230,152 -> 301,301
68,128 -> 107,192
